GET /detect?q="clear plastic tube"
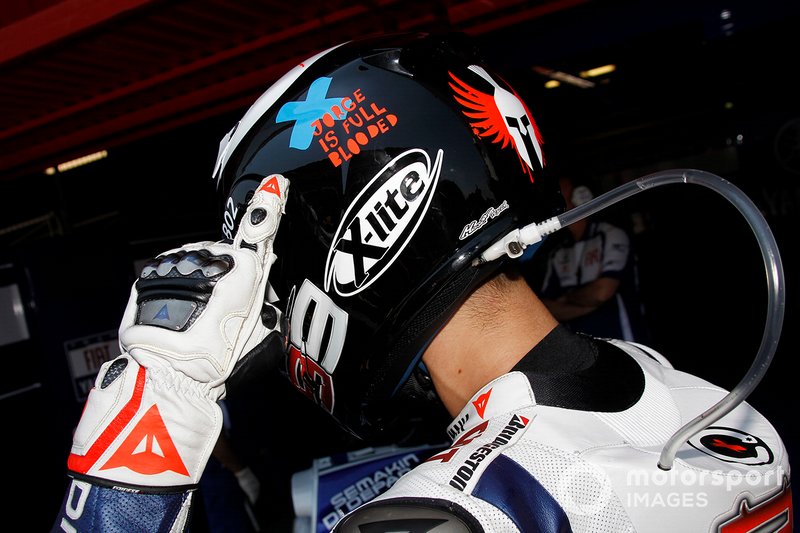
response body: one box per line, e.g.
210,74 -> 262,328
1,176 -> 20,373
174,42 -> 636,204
488,168 -> 786,470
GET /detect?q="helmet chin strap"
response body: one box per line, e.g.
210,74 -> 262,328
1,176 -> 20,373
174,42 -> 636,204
476,168 -> 786,471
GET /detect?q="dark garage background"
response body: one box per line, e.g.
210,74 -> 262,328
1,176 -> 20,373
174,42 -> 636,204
0,0 -> 797,530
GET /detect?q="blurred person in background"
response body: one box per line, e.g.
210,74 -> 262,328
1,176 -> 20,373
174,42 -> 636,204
534,176 -> 649,343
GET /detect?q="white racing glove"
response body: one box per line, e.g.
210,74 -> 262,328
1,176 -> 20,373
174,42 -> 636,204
66,175 -> 289,489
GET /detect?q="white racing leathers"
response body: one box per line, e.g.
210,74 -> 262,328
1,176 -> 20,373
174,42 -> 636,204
334,340 -> 793,532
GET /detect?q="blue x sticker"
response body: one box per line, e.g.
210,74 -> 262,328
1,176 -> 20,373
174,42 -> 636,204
276,77 -> 348,150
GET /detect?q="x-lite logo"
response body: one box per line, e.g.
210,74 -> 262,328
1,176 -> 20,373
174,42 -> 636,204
325,149 -> 443,297
335,216 -> 387,288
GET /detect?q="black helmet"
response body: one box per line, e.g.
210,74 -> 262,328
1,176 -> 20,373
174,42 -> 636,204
213,32 -> 564,439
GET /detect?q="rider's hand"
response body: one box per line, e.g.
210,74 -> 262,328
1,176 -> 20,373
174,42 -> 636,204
66,175 -> 289,488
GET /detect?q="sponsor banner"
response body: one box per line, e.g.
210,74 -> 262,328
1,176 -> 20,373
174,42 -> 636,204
315,445 -> 444,532
64,330 -> 121,402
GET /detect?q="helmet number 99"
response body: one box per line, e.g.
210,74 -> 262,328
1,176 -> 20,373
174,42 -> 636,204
287,280 -> 349,413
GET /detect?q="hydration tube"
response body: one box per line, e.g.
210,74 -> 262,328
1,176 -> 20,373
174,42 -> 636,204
475,168 -> 786,470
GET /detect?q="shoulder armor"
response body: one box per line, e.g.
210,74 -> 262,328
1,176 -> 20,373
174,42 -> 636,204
332,496 -> 483,533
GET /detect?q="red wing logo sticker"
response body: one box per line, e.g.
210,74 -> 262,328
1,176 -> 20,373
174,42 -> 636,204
449,65 -> 544,182
101,404 -> 189,476
472,388 -> 493,419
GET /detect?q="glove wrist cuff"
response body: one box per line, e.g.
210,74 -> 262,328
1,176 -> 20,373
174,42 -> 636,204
68,354 -> 222,487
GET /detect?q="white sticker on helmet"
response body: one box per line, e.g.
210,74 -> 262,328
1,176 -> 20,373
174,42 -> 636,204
212,42 -> 347,184
325,148 -> 444,297
459,200 -> 509,240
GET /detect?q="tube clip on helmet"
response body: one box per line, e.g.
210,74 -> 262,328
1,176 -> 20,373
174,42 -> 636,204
213,32 -> 564,440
